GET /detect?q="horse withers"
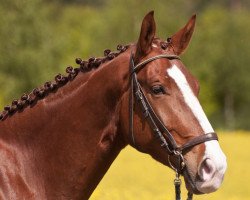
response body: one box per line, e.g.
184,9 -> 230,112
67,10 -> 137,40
0,11 -> 227,199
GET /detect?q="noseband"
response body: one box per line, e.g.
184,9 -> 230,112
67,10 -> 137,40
129,53 -> 218,200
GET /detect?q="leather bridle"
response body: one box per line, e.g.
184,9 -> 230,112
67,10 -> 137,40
129,52 -> 218,200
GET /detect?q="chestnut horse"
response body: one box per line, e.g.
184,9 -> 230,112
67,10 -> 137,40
0,11 -> 227,199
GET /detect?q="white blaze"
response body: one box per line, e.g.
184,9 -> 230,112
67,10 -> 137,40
167,65 -> 213,133
167,65 -> 227,193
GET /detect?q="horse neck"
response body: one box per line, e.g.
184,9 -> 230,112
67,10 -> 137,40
0,53 -> 130,199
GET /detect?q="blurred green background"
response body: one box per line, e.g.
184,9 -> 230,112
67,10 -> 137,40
0,0 -> 250,130
0,1 -> 250,199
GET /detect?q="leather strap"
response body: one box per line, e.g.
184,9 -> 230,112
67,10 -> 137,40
136,84 -> 178,151
132,54 -> 180,74
129,54 -> 136,145
179,132 -> 218,152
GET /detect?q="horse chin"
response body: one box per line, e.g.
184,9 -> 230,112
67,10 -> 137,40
182,163 -> 225,195
182,168 -> 203,195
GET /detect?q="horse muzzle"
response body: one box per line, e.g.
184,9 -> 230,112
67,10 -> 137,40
184,141 -> 227,194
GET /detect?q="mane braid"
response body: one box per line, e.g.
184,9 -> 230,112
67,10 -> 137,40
0,44 -> 130,121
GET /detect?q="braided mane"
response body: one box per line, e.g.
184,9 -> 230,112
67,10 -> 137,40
0,44 -> 130,121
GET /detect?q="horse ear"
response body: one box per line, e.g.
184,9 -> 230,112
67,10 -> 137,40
170,14 -> 196,55
134,11 -> 156,63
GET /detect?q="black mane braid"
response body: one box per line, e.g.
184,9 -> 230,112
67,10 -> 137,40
0,44 -> 129,121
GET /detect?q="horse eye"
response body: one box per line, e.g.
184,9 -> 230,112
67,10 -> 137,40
152,85 -> 166,95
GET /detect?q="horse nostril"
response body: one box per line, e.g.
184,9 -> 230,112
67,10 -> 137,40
198,158 -> 216,182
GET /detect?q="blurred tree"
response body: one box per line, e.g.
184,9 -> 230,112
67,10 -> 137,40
0,0 -> 65,104
185,6 -> 250,129
44,0 -> 105,7
192,0 -> 250,11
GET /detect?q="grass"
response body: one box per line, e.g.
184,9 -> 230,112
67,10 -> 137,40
90,131 -> 250,200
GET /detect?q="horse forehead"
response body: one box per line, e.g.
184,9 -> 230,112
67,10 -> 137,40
145,57 -> 172,76
167,62 -> 198,91
167,64 -> 214,133
166,63 -> 198,98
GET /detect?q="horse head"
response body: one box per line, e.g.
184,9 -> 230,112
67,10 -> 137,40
119,11 -> 227,195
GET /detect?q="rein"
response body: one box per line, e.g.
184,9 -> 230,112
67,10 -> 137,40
129,52 -> 218,200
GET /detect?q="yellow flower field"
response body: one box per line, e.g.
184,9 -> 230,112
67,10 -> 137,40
91,131 -> 250,200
